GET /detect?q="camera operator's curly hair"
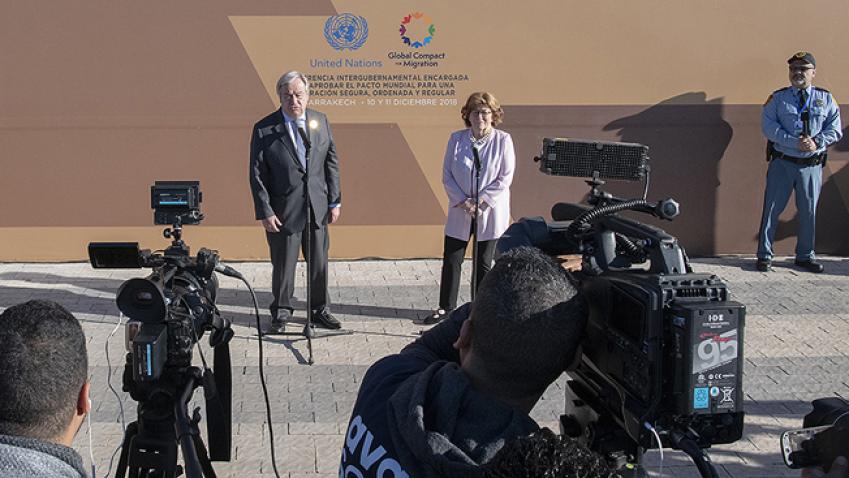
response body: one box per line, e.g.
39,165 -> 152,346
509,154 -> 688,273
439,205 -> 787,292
470,247 -> 586,399
483,428 -> 614,478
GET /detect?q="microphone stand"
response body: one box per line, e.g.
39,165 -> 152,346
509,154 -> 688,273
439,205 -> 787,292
471,146 -> 482,300
276,124 -> 351,365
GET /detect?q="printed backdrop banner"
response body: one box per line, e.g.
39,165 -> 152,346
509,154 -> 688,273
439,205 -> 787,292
2,0 -> 848,260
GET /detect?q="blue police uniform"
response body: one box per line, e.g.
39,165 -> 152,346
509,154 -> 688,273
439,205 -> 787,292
757,84 -> 842,266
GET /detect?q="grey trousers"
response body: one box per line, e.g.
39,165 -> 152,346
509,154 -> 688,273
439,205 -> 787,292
266,222 -> 329,319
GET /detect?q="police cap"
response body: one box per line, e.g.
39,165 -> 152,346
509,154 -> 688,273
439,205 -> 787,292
788,51 -> 816,67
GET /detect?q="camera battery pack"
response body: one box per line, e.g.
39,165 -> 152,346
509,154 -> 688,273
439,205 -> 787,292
132,323 -> 167,382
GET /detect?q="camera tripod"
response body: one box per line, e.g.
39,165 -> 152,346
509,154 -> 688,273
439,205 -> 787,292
116,367 -> 225,478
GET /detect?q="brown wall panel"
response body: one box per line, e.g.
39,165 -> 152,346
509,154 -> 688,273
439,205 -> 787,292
505,102 -> 849,257
0,123 -> 442,227
3,1 -> 849,260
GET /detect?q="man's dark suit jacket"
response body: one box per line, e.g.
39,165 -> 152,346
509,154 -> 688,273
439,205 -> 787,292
249,108 -> 341,234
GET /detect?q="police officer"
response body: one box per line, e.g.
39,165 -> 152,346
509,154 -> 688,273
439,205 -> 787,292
757,51 -> 842,273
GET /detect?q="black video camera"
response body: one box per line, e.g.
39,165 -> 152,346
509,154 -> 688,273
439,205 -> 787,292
782,397 -> 849,471
505,138 -> 746,476
88,181 -> 233,476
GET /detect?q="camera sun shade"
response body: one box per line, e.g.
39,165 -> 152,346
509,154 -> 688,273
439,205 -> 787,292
116,277 -> 168,323
539,138 -> 649,182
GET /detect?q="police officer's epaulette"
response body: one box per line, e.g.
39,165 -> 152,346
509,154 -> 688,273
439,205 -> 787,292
764,87 -> 789,106
814,86 -> 830,93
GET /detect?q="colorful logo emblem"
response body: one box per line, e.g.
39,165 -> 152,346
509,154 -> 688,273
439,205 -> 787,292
399,12 -> 435,49
324,13 -> 369,51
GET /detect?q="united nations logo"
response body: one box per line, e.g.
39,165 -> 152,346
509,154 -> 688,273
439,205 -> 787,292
324,13 -> 368,51
399,12 -> 435,49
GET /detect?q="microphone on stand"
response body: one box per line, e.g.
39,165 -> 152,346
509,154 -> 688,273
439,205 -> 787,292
297,127 -> 311,149
472,145 -> 481,171
298,119 -> 319,154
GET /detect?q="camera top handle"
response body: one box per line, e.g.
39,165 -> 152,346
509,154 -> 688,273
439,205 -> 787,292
550,177 -> 688,276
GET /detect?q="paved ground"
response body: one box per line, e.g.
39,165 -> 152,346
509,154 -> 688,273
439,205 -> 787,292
1,255 -> 849,477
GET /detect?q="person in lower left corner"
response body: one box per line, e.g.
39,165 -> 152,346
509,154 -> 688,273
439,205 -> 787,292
0,300 -> 91,478
339,247 -> 586,477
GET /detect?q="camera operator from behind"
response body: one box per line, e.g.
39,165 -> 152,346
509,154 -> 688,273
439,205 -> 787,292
0,300 -> 91,478
339,247 -> 586,477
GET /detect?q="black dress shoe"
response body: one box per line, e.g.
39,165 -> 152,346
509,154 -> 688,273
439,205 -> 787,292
794,259 -> 824,273
265,319 -> 286,335
756,259 -> 772,272
265,310 -> 291,334
312,310 -> 342,329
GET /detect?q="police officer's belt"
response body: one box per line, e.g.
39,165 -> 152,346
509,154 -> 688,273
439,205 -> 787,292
772,151 -> 825,166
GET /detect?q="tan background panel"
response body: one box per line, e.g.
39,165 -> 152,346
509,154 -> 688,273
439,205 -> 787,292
0,226 -> 444,262
2,1 -> 848,260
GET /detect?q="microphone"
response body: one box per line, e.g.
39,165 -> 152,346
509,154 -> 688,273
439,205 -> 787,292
297,127 -> 311,149
472,146 -> 481,171
215,263 -> 244,279
297,119 -> 320,150
801,111 -> 811,137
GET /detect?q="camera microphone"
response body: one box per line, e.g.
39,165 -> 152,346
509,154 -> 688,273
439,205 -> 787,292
214,264 -> 244,279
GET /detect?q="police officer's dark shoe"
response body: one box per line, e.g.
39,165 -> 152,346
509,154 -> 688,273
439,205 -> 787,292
794,259 -> 824,273
312,309 -> 342,329
756,259 -> 772,272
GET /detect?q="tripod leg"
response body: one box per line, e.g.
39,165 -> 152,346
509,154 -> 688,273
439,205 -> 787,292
115,421 -> 139,478
193,434 -> 217,478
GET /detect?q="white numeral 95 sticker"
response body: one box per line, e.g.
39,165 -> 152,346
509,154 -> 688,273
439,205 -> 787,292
693,328 -> 738,373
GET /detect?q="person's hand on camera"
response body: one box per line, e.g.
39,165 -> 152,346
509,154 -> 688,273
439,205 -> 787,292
555,254 -> 583,272
802,456 -> 849,478
261,215 -> 282,233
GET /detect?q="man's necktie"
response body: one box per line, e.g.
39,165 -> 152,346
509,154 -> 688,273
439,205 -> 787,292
799,90 -> 810,136
294,119 -> 307,169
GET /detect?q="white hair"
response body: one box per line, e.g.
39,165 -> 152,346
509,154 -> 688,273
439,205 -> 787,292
276,71 -> 310,95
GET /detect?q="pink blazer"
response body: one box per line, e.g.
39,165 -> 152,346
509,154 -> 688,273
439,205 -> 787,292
442,128 -> 516,241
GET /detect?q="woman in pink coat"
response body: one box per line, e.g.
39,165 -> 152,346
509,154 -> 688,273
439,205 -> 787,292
427,92 -> 516,324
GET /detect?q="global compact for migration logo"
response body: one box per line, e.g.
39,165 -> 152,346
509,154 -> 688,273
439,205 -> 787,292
399,12 -> 435,48
323,13 -> 368,51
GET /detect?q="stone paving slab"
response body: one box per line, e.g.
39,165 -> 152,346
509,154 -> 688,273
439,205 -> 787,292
1,255 -> 849,477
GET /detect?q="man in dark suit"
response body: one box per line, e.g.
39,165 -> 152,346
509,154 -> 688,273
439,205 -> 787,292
249,71 -> 342,332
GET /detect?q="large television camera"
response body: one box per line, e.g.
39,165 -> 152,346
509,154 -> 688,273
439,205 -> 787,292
511,139 -> 746,477
89,181 -> 234,478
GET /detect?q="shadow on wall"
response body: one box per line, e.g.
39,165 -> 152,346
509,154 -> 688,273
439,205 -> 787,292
601,93 -> 733,256
771,125 -> 849,255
